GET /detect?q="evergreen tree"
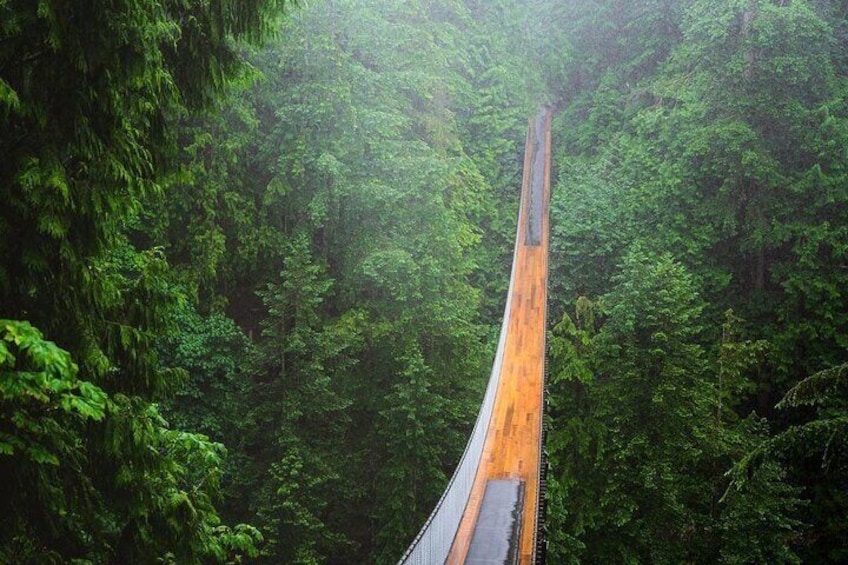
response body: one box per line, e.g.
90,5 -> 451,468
543,0 -> 848,561
547,251 -> 801,563
0,1 -> 290,561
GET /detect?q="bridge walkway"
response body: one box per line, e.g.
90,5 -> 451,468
399,107 -> 551,564
446,108 -> 551,564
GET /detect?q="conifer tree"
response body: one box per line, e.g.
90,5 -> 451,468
0,1 -> 290,561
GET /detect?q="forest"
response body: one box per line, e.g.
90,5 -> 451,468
0,0 -> 846,563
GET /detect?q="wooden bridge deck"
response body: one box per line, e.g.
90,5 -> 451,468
447,110 -> 551,564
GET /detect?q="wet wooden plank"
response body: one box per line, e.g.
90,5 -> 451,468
465,479 -> 524,564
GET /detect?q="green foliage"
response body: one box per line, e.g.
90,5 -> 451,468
0,0 -> 291,561
152,1 -> 538,560
777,363 -> 848,412
157,304 -> 255,498
25,0 -> 848,562
247,237 -> 360,562
0,0 -> 293,373
0,321 -> 261,564
546,249 -> 802,563
544,0 -> 848,561
91,397 -> 260,564
372,346 -> 459,563
730,363 -> 848,562
0,319 -> 106,464
719,459 -> 804,565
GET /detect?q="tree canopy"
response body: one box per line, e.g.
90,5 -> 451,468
2,0 -> 847,563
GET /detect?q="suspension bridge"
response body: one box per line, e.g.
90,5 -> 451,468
400,107 -> 552,564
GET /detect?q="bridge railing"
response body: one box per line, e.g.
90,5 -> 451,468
397,123 -> 534,565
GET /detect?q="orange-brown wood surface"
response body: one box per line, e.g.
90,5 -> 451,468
446,111 -> 551,564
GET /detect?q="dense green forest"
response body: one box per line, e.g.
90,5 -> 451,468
1,0 -> 846,563
544,1 -> 848,563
